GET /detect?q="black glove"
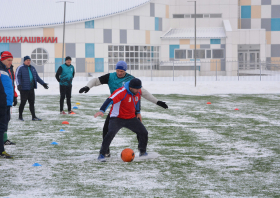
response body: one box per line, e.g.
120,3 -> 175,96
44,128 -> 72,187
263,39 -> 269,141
157,101 -> 168,109
13,97 -> 17,106
43,83 -> 49,89
17,85 -> 22,91
79,86 -> 90,93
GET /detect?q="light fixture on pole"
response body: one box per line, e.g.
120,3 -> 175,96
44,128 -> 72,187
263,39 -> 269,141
56,1 -> 74,65
188,1 -> 196,87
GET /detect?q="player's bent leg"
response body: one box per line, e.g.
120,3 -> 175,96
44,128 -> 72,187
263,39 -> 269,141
99,118 -> 124,157
125,118 -> 148,156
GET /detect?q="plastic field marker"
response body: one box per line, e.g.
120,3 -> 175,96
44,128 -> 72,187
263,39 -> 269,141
32,163 -> 42,167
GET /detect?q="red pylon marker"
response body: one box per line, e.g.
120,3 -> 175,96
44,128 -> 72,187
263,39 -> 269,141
207,102 -> 211,104
62,121 -> 69,124
234,108 -> 239,110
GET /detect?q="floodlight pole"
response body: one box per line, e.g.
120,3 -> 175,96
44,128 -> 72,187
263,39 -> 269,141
188,1 -> 196,87
57,1 -> 73,64
62,2 -> 66,64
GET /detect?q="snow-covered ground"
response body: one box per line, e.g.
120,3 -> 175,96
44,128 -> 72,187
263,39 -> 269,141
2,94 -> 280,197
35,78 -> 280,96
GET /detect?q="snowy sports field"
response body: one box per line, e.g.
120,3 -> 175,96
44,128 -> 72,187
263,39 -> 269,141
1,81 -> 280,197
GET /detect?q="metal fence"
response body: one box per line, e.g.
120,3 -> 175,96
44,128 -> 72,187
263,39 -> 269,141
12,60 -> 280,81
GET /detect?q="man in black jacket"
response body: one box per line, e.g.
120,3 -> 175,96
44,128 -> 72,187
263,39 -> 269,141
16,56 -> 49,121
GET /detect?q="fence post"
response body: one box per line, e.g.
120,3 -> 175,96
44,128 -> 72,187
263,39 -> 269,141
150,58 -> 152,81
216,60 -> 217,81
86,61 -> 88,81
260,60 -> 261,81
107,61 -> 109,73
173,60 -> 174,81
238,60 -> 240,81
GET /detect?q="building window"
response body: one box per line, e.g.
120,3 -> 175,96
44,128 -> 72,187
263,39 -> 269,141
85,20 -> 94,28
194,49 -> 205,59
212,49 -> 224,58
173,13 -> 222,18
191,14 -> 203,18
187,50 -> 192,58
31,48 -> 48,66
206,50 -> 211,58
173,14 -> 184,18
210,14 -> 222,18
108,45 -> 160,70
175,49 -> 186,59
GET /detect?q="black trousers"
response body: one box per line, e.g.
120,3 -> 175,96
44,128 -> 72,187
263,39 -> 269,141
0,105 -> 6,153
19,89 -> 36,118
4,106 -> 10,132
103,113 -> 140,153
60,85 -> 72,112
100,117 -> 148,155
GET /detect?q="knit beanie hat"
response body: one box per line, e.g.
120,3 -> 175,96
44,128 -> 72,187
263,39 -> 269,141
1,51 -> 13,61
24,56 -> 31,62
115,61 -> 127,71
65,56 -> 71,61
129,78 -> 142,89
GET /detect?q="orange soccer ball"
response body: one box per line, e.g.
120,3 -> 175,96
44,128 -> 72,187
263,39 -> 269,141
121,148 -> 135,162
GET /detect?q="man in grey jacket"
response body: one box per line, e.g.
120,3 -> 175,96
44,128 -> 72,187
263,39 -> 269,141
79,61 -> 168,157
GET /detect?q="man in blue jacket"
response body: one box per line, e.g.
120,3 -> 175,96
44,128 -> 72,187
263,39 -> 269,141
0,51 -> 14,158
16,56 -> 49,121
55,56 -> 75,115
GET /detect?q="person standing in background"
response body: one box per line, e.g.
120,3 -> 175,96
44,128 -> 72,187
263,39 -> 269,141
16,56 -> 49,121
55,56 -> 75,115
0,51 -> 15,158
0,51 -> 17,145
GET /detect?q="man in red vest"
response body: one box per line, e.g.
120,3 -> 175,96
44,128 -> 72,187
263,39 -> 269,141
94,78 -> 148,162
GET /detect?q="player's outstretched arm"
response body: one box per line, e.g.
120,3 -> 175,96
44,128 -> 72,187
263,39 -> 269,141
79,78 -> 101,93
80,73 -> 110,93
94,98 -> 114,119
141,87 -> 168,109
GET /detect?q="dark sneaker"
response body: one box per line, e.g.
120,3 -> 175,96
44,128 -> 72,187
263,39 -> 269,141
139,152 -> 148,157
60,111 -> 66,115
98,154 -> 106,162
4,140 -> 16,145
105,153 -> 111,158
32,117 -> 42,121
0,151 -> 13,159
18,118 -> 24,121
68,111 -> 76,115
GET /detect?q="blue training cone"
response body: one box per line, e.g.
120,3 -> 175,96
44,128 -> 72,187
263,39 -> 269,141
73,106 -> 78,109
32,163 -> 42,167
59,129 -> 65,132
50,142 -> 58,145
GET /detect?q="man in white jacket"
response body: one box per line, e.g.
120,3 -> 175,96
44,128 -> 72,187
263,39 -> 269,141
79,61 -> 168,157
